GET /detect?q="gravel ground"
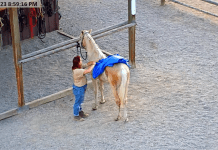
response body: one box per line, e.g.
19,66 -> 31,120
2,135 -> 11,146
1,0 -> 218,149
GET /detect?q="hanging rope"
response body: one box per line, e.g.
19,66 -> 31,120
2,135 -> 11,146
18,8 -> 28,32
2,9 -> 10,31
169,0 -> 218,18
44,0 -> 54,17
37,1 -> 46,39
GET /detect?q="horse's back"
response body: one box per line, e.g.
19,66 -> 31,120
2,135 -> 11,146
105,63 -> 130,87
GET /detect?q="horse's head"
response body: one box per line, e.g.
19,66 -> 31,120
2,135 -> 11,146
79,29 -> 106,61
80,29 -> 92,49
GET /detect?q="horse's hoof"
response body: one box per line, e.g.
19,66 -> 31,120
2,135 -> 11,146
92,107 -> 97,110
100,100 -> 106,104
124,118 -> 129,122
92,104 -> 98,110
92,106 -> 98,111
114,116 -> 121,121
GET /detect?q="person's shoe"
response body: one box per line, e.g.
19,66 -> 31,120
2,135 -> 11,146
79,111 -> 89,118
74,116 -> 85,121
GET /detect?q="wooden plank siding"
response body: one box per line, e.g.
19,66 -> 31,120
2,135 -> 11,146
0,0 -> 59,46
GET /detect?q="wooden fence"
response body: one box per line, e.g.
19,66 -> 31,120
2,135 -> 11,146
161,0 -> 218,18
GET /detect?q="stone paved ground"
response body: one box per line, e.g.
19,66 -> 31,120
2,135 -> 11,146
0,0 -> 218,149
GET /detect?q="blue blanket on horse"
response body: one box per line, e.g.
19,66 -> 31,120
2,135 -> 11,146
92,54 -> 130,79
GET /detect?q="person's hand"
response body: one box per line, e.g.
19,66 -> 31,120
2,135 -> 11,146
87,61 -> 95,66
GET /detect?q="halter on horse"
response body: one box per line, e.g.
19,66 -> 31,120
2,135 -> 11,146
80,30 -> 130,122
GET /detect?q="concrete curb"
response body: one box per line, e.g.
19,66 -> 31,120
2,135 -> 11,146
0,80 -> 93,121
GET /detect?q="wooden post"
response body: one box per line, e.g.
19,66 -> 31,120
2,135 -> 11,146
128,0 -> 136,68
9,8 -> 25,107
161,0 -> 165,6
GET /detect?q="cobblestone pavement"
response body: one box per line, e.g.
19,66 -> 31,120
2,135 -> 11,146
0,0 -> 218,149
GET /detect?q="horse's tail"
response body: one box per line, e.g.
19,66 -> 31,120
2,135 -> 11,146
118,65 -> 130,108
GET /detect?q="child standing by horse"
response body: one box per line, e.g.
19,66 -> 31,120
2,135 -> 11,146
72,56 -> 95,121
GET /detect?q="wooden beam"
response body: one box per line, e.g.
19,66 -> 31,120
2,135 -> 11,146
128,0 -> 136,68
9,8 -> 25,107
20,22 -> 135,63
57,30 -> 77,39
22,21 -> 128,60
93,23 -> 136,40
20,43 -> 78,63
56,30 -> 113,56
91,21 -> 128,36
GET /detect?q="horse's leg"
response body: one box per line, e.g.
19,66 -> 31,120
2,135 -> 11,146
109,81 -> 122,121
123,89 -> 129,122
115,105 -> 121,121
92,78 -> 98,110
123,73 -> 130,122
99,80 -> 105,104
123,99 -> 128,122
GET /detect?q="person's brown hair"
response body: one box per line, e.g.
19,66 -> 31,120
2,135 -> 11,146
72,56 -> 81,70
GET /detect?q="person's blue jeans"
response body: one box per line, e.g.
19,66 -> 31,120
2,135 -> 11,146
73,84 -> 87,116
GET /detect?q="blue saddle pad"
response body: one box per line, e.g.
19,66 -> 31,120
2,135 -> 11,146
92,54 -> 130,79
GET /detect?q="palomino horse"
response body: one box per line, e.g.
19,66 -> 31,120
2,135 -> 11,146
80,29 -> 130,121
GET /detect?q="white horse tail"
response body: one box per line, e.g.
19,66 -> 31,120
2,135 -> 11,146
118,65 -> 130,108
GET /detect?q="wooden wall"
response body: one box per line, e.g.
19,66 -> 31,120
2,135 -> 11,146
0,0 -> 59,46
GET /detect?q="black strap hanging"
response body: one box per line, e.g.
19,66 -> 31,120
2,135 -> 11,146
18,8 -> 28,32
2,9 -> 10,31
77,42 -> 87,60
54,0 -> 61,20
37,15 -> 46,39
37,0 -> 46,39
44,0 -> 54,17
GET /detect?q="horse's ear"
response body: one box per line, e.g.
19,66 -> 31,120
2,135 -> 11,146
89,29 -> 92,34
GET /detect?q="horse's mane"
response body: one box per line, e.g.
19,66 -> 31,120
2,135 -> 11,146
86,33 -> 105,59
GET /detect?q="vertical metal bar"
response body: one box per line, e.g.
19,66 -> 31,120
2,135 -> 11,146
128,0 -> 136,68
9,8 -> 25,107
161,0 -> 165,5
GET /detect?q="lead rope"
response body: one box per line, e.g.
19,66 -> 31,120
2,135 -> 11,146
76,41 -> 87,60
